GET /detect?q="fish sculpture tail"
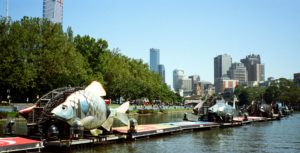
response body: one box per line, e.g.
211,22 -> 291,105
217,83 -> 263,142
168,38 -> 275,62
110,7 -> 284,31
101,101 -> 130,131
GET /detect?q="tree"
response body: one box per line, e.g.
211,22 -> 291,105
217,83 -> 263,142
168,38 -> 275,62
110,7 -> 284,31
0,16 -> 177,103
234,86 -> 265,105
0,17 -> 88,101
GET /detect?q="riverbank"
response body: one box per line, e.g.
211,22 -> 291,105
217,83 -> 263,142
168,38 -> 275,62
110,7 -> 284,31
109,104 -> 192,115
0,104 -> 192,121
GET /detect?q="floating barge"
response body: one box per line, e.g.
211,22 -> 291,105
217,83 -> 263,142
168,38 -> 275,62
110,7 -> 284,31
45,121 -> 220,147
113,121 -> 220,139
45,135 -> 127,147
0,137 -> 43,153
1,115 -> 282,151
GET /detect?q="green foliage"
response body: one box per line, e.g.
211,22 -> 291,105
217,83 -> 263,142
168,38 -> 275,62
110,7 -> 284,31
235,78 -> 300,105
0,16 -> 178,103
264,78 -> 300,104
0,17 -> 88,99
97,48 -> 177,103
235,85 -> 265,105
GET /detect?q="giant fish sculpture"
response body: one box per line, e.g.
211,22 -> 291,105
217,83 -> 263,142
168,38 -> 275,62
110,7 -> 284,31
208,99 -> 236,119
259,103 -> 273,117
51,81 -> 129,136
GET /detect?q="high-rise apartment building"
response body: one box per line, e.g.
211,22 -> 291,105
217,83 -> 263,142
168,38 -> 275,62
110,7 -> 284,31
228,63 -> 248,85
158,64 -> 165,83
150,48 -> 160,72
214,54 -> 232,93
241,54 -> 265,82
43,0 -> 63,23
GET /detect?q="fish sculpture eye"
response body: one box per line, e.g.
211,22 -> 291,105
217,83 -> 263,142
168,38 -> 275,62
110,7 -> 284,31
62,105 -> 67,110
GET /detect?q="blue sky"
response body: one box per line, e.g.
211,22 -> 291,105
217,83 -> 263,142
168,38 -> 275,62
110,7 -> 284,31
1,0 -> 300,86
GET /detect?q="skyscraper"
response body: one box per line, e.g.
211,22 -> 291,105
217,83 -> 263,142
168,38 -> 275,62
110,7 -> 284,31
158,64 -> 165,83
188,75 -> 201,86
188,75 -> 201,95
214,54 -> 232,84
228,63 -> 248,85
173,69 -> 184,92
180,78 -> 193,96
241,54 -> 265,82
150,48 -> 160,72
43,0 -> 63,23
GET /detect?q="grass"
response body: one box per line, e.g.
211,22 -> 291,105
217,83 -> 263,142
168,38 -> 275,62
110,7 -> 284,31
0,112 -> 18,119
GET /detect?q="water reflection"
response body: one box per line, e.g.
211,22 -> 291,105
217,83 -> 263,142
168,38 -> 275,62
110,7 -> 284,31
2,112 -> 300,153
0,118 -> 27,136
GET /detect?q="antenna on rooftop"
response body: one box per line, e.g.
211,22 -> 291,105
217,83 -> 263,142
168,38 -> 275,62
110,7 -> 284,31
6,0 -> 9,22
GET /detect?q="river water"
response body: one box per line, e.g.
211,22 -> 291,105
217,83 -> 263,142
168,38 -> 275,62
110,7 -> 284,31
1,112 -> 300,153
72,113 -> 300,153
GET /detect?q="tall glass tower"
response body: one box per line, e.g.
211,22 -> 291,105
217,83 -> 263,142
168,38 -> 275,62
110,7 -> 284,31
150,48 -> 160,72
43,0 -> 63,23
214,54 -> 232,84
158,64 -> 165,83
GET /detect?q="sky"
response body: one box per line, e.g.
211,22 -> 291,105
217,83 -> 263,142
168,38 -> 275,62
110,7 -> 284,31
1,0 -> 300,87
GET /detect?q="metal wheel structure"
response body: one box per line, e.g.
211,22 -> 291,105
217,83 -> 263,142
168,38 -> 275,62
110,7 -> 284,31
26,87 -> 84,139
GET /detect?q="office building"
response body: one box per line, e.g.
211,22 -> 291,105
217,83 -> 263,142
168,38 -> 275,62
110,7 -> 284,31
214,54 -> 232,93
173,69 -> 184,92
194,82 -> 202,96
189,75 -> 201,96
294,73 -> 300,87
150,48 -> 160,72
149,48 -> 165,82
241,54 -> 265,82
228,63 -> 248,85
189,75 -> 201,86
43,0 -> 63,23
180,78 -> 193,97
216,77 -> 239,93
158,64 -> 165,83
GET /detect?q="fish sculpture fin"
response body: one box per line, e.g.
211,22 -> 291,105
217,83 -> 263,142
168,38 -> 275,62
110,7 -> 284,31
101,101 -> 130,130
115,112 -> 129,125
116,101 -> 130,113
114,101 -> 130,125
85,81 -> 106,97
90,129 -> 103,136
101,116 -> 114,131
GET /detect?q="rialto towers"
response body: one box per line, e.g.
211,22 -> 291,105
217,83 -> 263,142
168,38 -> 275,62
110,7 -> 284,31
149,48 -> 165,83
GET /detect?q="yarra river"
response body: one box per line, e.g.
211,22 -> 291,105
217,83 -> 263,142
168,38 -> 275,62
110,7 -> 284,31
1,112 -> 300,153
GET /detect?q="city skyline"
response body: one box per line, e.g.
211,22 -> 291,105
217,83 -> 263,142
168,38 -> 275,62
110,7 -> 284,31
1,0 -> 299,86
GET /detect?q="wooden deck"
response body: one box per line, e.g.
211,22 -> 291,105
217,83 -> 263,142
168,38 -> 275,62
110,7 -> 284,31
45,135 -> 127,147
113,121 -> 220,139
